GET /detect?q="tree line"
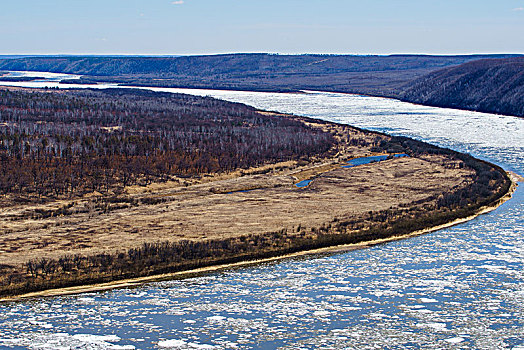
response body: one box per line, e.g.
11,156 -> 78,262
0,88 -> 334,203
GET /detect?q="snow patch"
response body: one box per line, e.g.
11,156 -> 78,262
72,334 -> 121,343
419,298 -> 438,303
206,315 -> 226,322
445,337 -> 465,343
158,340 -> 216,349
313,310 -> 330,317
158,339 -> 187,348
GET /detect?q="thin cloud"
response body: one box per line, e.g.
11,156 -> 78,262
172,0 -> 184,4
512,7 -> 524,11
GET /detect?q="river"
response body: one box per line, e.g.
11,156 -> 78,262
0,75 -> 522,349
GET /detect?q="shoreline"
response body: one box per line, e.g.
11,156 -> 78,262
1,172 -> 517,303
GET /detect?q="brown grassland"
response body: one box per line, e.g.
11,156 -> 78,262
0,109 -> 512,299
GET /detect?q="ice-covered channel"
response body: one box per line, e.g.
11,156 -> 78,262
0,75 -> 523,349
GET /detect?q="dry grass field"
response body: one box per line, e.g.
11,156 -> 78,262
1,115 -> 511,298
0,152 -> 473,269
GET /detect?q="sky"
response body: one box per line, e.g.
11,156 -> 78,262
1,0 -> 524,55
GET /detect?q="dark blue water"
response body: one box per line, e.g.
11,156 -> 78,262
294,179 -> 312,188
343,153 -> 408,168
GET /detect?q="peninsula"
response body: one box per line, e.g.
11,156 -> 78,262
0,87 -> 512,298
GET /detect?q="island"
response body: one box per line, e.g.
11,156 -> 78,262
0,87 -> 513,299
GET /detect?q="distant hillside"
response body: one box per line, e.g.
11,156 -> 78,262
0,54 -> 517,96
1,54 -> 523,117
400,58 -> 524,117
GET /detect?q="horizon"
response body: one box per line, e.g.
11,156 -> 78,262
1,52 -> 523,58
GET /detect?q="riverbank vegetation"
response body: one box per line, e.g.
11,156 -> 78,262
0,87 -> 512,298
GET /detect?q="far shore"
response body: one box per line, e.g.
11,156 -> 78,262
1,173 -> 517,303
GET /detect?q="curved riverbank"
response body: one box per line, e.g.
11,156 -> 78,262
0,86 -> 516,301
1,171 -> 516,303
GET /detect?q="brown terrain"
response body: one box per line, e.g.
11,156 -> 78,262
0,120 -> 473,269
0,116 -> 511,298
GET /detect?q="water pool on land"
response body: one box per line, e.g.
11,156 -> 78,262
343,153 -> 408,168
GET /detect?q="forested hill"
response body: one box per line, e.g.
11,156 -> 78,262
0,54 -> 510,76
1,54 -> 523,117
399,57 -> 524,118
0,54 -> 517,96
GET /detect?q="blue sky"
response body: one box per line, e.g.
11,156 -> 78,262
1,0 -> 523,55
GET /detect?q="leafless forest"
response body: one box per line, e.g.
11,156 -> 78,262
0,88 -> 334,204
